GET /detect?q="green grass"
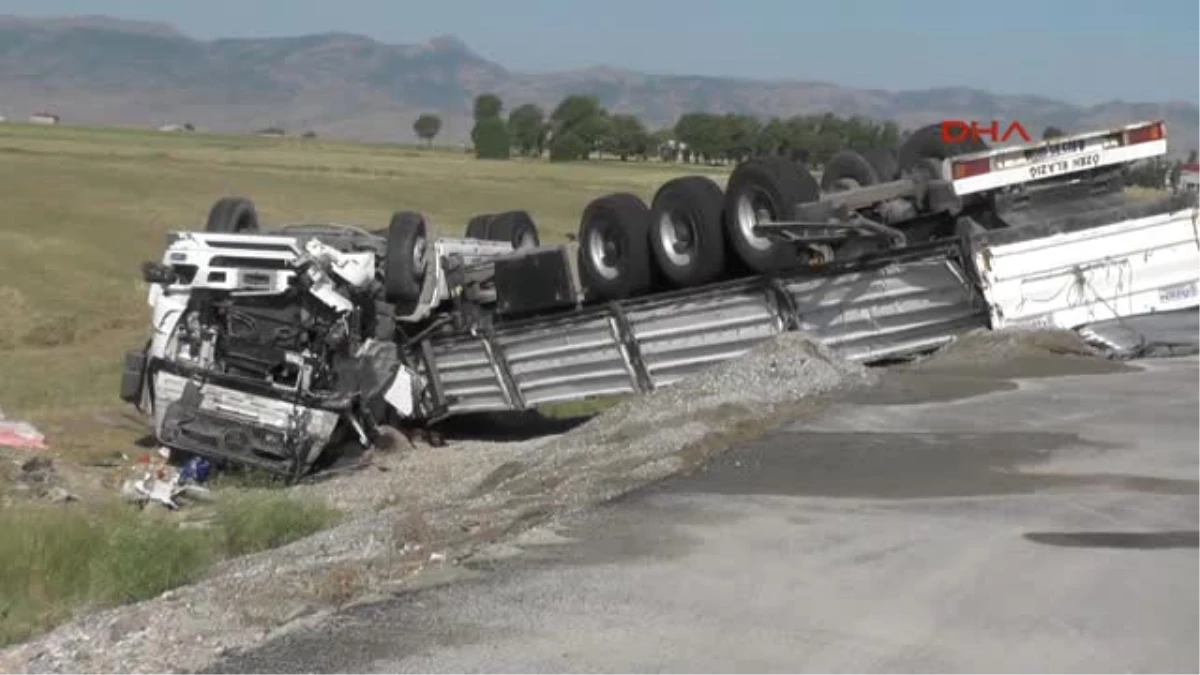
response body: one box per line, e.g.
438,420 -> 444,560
215,490 -> 341,557
537,395 -> 628,419
0,492 -> 340,647
0,502 -> 212,646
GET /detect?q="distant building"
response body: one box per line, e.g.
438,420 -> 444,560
1182,163 -> 1199,193
29,112 -> 60,125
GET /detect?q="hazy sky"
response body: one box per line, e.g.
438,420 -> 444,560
1,0 -> 1197,104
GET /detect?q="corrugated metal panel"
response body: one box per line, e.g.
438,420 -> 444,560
427,337 -> 509,413
976,206 -> 1200,330
787,258 -> 988,362
628,288 -> 783,388
425,246 -> 990,417
495,315 -> 636,406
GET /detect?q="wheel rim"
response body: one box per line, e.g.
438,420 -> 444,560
735,189 -> 776,252
411,235 -> 427,281
658,210 -> 696,267
587,222 -> 621,281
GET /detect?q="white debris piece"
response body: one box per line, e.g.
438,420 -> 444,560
120,464 -> 214,510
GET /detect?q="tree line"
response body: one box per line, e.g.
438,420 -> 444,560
412,93 -> 911,166
412,95 -> 1198,177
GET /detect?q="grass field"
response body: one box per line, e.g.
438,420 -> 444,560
0,123 -> 728,446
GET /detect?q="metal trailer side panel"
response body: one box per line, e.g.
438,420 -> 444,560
496,315 -> 637,407
975,206 -> 1200,330
428,338 -> 511,413
425,246 -> 991,418
784,257 -> 989,362
627,289 -> 784,389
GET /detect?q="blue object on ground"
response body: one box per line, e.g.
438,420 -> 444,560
181,456 -> 212,483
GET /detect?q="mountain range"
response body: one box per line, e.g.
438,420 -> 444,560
1,15 -> 1196,155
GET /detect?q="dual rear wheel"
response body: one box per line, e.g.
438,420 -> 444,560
575,122 -> 991,298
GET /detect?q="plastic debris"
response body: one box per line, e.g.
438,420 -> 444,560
0,406 -> 46,450
120,450 -> 216,510
180,456 -> 212,483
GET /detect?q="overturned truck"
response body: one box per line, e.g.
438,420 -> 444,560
120,120 -> 1199,477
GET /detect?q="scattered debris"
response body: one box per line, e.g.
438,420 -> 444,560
0,406 -> 46,450
119,450 -> 215,510
11,455 -> 74,501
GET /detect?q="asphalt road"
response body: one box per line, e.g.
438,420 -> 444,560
210,354 -> 1199,674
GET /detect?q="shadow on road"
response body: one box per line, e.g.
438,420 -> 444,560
1024,530 -> 1199,550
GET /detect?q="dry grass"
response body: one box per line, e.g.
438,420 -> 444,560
0,122 -> 727,458
0,491 -> 339,648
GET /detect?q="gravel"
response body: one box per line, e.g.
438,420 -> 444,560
0,332 -> 874,674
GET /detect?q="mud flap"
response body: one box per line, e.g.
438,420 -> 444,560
119,343 -> 150,405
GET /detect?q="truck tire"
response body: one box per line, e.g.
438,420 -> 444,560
205,197 -> 259,234
897,123 -> 989,175
383,210 -> 428,304
578,193 -> 653,301
723,156 -> 819,274
820,150 -> 880,192
487,210 -> 540,250
465,213 -> 494,239
649,176 -> 726,288
861,147 -> 899,182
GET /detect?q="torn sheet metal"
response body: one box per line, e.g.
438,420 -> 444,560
975,205 -> 1200,331
1077,308 -> 1199,359
151,371 -> 341,474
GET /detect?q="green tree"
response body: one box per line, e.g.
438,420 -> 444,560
474,117 -> 511,160
809,113 -> 844,165
550,95 -> 609,158
473,93 -> 503,122
755,117 -> 787,157
605,114 -> 650,160
782,115 -> 817,164
507,103 -> 546,156
470,93 -> 510,160
674,113 -> 728,163
551,95 -> 604,132
412,114 -> 442,148
723,114 -> 761,162
549,131 -> 589,162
